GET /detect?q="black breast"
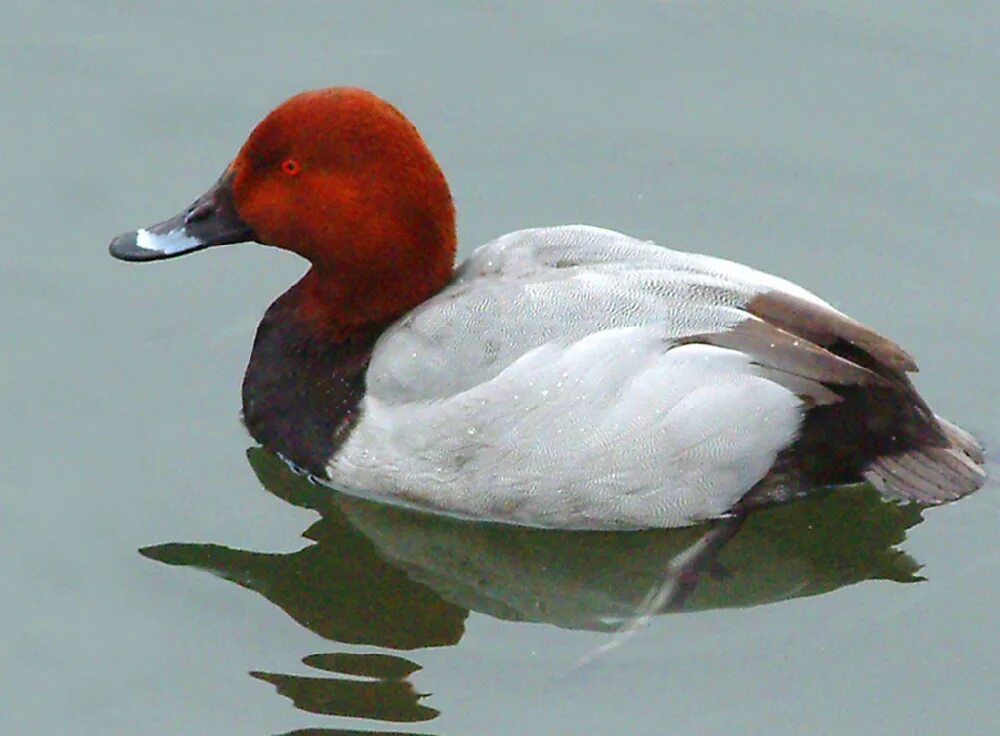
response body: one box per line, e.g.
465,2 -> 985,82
241,297 -> 380,478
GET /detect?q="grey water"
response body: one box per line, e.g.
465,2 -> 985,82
3,2 -> 999,734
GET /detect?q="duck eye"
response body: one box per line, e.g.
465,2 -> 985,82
280,158 -> 301,176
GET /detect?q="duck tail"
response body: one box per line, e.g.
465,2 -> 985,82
863,415 -> 986,504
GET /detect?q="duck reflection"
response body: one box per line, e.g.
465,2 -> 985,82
142,448 -> 925,730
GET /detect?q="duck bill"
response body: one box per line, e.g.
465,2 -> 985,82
109,169 -> 255,262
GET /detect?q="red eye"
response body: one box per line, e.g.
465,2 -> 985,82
281,158 -> 301,176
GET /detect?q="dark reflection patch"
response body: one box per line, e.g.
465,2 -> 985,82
250,667 -> 438,723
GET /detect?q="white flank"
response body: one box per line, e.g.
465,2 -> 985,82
317,225 -> 842,528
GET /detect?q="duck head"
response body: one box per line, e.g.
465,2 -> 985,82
110,88 -> 457,328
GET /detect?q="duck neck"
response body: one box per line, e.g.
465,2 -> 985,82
241,274 -> 385,477
241,239 -> 455,475
295,222 -> 456,337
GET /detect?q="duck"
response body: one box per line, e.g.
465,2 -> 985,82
109,87 -> 986,530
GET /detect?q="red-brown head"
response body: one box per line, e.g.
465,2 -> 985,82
110,88 -> 457,329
